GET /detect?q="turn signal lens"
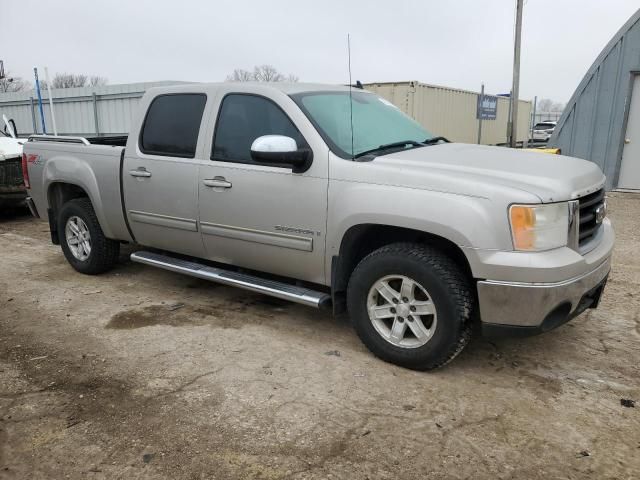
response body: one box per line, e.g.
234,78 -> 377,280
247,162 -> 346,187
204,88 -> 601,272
509,203 -> 569,251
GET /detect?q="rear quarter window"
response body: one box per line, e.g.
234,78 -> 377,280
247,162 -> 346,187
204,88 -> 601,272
140,94 -> 207,158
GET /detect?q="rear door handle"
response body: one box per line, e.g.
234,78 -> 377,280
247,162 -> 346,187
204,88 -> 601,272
129,168 -> 152,178
203,177 -> 232,189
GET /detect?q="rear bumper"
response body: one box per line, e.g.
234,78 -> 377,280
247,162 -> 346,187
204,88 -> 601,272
478,258 -> 610,337
532,134 -> 552,142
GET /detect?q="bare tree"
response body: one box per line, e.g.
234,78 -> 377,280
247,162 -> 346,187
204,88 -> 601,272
253,65 -> 285,82
225,65 -> 298,82
53,73 -> 87,88
225,69 -> 254,82
0,71 -> 29,93
537,98 -> 565,112
89,75 -> 108,86
40,73 -> 108,89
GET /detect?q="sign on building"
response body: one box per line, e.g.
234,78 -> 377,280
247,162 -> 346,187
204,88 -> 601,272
477,95 -> 498,120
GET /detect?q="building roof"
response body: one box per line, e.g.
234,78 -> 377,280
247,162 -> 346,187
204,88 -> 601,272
549,8 -> 640,189
553,8 -> 640,138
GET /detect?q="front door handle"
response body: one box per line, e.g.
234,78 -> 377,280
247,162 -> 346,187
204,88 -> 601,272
129,168 -> 152,178
203,177 -> 232,189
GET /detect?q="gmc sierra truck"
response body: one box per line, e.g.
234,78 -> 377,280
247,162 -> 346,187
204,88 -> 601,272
23,83 -> 614,370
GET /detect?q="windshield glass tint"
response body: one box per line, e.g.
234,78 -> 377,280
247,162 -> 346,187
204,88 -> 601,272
291,91 -> 432,158
535,123 -> 555,130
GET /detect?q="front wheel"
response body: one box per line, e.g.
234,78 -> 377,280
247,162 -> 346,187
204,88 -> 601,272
58,198 -> 120,274
347,243 -> 474,370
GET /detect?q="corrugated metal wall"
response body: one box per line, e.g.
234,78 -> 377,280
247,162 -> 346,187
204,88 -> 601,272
364,81 -> 532,145
550,9 -> 640,190
0,81 -> 186,137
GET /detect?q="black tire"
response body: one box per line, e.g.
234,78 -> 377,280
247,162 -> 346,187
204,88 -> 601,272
57,197 -> 120,275
347,243 -> 473,370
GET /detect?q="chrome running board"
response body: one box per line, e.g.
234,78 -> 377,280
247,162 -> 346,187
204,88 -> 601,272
130,251 -> 331,309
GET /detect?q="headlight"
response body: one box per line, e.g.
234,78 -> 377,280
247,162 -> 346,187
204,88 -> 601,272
509,202 -> 569,251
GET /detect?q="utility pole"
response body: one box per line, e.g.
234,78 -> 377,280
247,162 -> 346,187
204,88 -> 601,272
509,0 -> 524,148
477,83 -> 485,144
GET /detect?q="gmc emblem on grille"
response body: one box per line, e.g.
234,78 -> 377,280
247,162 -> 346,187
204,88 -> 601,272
595,204 -> 606,224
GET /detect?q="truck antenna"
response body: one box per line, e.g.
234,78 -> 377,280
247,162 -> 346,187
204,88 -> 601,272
348,34 -> 354,160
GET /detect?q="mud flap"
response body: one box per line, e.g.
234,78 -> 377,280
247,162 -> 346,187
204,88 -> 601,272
48,208 -> 60,245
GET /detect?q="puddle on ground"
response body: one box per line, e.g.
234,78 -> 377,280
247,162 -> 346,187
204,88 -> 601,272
106,298 -> 290,330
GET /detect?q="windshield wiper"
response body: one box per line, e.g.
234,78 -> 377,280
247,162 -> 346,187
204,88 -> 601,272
423,136 -> 450,145
354,140 -> 425,159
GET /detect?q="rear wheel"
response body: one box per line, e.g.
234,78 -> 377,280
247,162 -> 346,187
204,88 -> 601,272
58,198 -> 120,274
347,243 -> 473,370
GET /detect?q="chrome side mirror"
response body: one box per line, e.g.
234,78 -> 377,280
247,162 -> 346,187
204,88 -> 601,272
250,135 -> 312,173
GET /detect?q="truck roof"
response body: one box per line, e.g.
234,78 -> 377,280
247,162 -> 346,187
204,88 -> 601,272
144,82 -> 355,96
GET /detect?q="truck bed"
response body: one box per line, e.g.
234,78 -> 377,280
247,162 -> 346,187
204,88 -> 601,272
23,135 -> 132,242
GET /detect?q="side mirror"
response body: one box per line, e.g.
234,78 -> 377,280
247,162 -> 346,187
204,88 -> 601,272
250,135 -> 312,173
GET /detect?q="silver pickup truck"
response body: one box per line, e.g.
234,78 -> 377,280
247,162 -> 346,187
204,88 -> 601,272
23,83 -> 614,370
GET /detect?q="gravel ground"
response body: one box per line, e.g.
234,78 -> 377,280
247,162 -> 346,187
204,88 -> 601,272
0,193 -> 639,479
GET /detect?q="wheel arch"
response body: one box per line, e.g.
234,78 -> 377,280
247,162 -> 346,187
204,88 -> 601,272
46,181 -> 115,244
331,223 -> 474,314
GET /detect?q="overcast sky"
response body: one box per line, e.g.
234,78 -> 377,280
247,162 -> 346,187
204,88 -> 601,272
1,0 -> 638,102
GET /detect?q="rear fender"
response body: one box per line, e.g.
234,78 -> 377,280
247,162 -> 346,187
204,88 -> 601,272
44,156 -> 114,239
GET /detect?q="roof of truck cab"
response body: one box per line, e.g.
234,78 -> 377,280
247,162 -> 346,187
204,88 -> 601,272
145,82 -> 357,96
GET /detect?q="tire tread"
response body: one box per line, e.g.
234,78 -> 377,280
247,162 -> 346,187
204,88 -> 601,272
58,198 -> 120,274
347,242 -> 474,370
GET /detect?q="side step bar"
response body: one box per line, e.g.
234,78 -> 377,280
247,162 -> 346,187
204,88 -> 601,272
130,251 -> 332,309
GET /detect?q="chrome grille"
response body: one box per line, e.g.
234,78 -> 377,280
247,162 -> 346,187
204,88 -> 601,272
577,189 -> 605,247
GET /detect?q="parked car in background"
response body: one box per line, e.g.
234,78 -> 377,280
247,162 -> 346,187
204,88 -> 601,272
531,121 -> 557,143
22,83 -> 613,370
0,116 -> 27,208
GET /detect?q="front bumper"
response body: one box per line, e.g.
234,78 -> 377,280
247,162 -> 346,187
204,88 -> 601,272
478,258 -> 610,337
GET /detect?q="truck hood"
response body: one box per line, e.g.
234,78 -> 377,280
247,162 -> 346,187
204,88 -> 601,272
0,137 -> 25,161
372,143 -> 605,202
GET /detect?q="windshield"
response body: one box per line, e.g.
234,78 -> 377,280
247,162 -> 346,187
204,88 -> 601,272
291,91 -> 433,159
534,123 -> 555,130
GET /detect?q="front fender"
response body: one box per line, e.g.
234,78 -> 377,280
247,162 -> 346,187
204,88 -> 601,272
326,182 -> 512,283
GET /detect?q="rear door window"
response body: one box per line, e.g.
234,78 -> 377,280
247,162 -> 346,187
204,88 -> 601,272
140,94 -> 207,158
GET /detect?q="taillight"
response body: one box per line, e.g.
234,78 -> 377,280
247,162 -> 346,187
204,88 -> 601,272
21,152 -> 30,189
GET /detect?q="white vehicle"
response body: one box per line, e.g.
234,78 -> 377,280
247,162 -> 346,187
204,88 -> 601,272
532,121 -> 557,142
0,116 -> 27,207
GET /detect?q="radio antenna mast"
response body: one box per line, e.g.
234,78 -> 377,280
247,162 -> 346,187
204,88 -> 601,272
347,34 -> 354,160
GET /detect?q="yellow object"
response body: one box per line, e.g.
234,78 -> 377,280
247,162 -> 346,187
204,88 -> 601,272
526,147 -> 561,154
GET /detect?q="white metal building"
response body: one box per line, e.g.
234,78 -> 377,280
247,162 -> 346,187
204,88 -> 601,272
364,81 -> 532,145
0,81 -> 185,137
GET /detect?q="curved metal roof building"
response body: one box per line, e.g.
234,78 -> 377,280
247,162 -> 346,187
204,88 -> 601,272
550,8 -> 640,190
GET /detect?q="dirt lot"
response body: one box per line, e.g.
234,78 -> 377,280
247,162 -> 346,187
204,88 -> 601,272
0,194 -> 638,480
